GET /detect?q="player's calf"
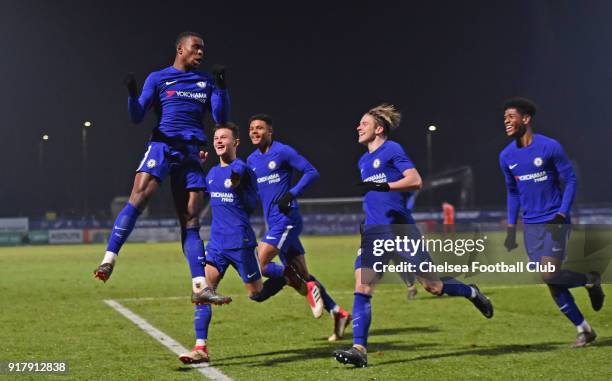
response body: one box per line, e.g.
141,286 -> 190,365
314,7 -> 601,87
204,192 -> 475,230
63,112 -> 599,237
283,265 -> 307,295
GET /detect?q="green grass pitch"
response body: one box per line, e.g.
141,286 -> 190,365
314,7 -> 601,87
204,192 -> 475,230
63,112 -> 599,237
1,235 -> 611,380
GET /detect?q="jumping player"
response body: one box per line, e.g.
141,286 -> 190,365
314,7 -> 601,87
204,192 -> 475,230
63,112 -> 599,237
499,97 -> 604,347
93,32 -> 230,305
247,114 -> 351,341
334,104 -> 493,367
179,123 -> 289,364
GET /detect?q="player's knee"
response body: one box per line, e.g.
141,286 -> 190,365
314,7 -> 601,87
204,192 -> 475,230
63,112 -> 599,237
541,271 -> 560,285
249,292 -> 267,303
354,283 -> 373,295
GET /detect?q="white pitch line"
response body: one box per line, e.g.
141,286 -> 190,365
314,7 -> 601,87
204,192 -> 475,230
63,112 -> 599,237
104,299 -> 233,381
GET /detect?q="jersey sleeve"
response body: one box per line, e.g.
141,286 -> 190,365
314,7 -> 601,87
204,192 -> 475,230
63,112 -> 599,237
242,168 -> 260,214
203,170 -> 212,195
283,145 -> 320,197
230,159 -> 246,177
499,153 -> 520,225
128,72 -> 157,123
551,141 -> 577,216
210,81 -> 230,124
390,144 -> 415,173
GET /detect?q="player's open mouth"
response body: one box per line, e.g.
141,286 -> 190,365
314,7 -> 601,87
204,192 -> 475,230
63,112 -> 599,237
505,125 -> 514,133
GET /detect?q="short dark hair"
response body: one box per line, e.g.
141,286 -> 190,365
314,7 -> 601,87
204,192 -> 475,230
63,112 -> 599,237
213,122 -> 240,139
249,113 -> 273,127
504,97 -> 537,117
175,31 -> 203,48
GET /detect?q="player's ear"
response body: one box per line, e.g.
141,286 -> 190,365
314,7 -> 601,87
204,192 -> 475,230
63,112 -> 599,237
234,138 -> 240,147
523,114 -> 531,125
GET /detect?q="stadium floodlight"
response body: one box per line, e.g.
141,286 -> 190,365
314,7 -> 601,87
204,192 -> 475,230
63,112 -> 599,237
42,134 -> 49,141
82,122 -> 92,216
428,125 -> 437,132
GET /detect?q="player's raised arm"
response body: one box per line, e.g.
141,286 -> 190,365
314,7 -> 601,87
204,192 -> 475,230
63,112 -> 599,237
551,141 -> 577,218
210,65 -> 230,124
126,72 -> 156,124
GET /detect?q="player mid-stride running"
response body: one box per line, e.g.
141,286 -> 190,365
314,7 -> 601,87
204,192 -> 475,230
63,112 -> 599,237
334,104 -> 493,367
499,97 -> 604,347
247,114 -> 351,341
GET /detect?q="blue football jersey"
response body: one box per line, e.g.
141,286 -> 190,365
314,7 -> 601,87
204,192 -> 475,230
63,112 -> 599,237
128,66 -> 230,145
247,141 -> 319,225
205,159 -> 257,250
499,134 -> 577,224
359,140 -> 416,225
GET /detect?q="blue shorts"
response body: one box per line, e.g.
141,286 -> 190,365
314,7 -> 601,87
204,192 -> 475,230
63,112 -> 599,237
205,245 -> 262,283
261,221 -> 305,263
524,224 -> 570,263
136,141 -> 205,190
354,224 -> 433,272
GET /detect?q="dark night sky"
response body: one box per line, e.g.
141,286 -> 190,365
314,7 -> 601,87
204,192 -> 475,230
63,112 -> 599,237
1,1 -> 610,217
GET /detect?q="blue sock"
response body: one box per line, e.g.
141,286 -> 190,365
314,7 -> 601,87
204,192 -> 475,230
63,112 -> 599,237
547,270 -> 587,288
250,276 -> 287,302
194,304 -> 211,340
182,227 -> 205,278
106,203 -> 141,254
352,292 -> 372,347
263,262 -> 285,278
550,286 -> 584,326
441,277 -> 473,298
308,275 -> 337,312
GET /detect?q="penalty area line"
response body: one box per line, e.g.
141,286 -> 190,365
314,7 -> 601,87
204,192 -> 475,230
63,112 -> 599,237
104,299 -> 233,381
